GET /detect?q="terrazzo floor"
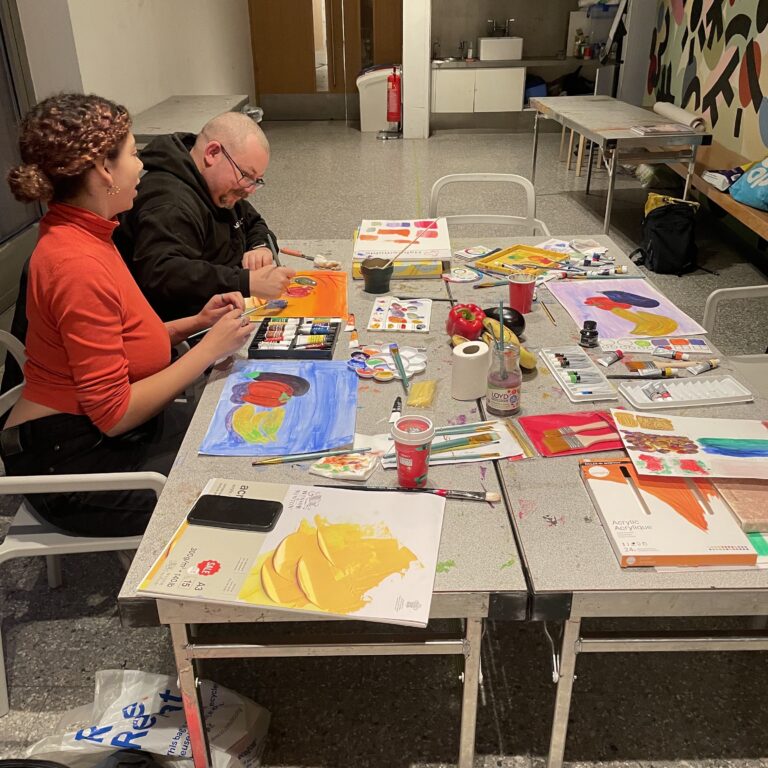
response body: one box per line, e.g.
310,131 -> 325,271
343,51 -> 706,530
1,123 -> 767,767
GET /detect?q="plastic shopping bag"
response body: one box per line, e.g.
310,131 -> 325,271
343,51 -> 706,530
25,670 -> 270,768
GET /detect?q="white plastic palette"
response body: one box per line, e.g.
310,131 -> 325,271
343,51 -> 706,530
540,346 -> 618,403
348,345 -> 427,382
367,297 -> 432,333
618,375 -> 754,410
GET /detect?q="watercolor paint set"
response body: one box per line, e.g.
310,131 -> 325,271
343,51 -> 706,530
539,346 -> 618,402
367,297 -> 432,333
617,375 -> 754,410
598,337 -> 713,355
247,316 -> 343,360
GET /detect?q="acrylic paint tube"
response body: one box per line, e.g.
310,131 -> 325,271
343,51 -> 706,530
597,350 -> 624,367
583,265 -> 628,276
688,358 -> 720,375
642,381 -> 672,401
653,347 -> 689,361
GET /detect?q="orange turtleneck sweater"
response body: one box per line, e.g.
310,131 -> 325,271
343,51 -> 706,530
23,203 -> 171,432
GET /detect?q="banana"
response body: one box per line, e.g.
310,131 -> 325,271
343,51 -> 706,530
481,318 -> 537,370
451,334 -> 470,347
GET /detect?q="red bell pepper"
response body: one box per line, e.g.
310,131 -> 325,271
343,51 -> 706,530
445,303 -> 486,340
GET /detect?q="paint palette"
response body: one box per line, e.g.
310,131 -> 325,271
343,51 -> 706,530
599,337 -> 713,354
367,297 -> 432,333
539,346 -> 618,402
354,219 -> 451,261
618,376 -> 753,410
348,346 -> 427,382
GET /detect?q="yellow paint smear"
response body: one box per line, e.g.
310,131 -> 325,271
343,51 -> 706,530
237,516 -> 418,615
611,308 -> 678,336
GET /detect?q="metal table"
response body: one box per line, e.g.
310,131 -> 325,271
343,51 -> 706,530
451,236 -> 768,768
118,240 -> 528,768
529,96 -> 712,234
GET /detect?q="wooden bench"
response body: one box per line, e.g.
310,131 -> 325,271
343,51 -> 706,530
671,143 -> 768,242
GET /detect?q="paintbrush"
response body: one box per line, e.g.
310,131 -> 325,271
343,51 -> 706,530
315,484 -> 501,502
542,430 -> 619,455
187,304 -> 267,340
473,280 -> 511,289
431,433 -> 501,454
266,232 -> 281,267
540,301 -> 557,326
389,342 -> 410,393
436,420 -> 497,435
504,419 -> 537,458
252,447 -> 372,466
542,420 -> 611,437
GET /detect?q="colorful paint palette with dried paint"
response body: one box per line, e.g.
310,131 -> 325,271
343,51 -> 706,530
599,337 -> 714,354
348,345 -> 427,382
367,297 -> 432,333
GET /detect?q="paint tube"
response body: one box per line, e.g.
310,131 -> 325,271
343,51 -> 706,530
653,347 -> 689,361
688,358 -> 720,375
597,350 -> 624,367
583,265 -> 628,276
642,381 -> 672,401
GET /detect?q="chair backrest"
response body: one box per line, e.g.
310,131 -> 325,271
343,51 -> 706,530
428,173 -> 551,236
702,285 -> 768,334
0,330 -> 26,418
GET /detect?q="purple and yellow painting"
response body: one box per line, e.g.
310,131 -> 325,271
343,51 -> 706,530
547,278 -> 706,338
200,360 -> 358,456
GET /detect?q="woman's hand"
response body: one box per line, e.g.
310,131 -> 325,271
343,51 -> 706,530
196,291 -> 246,331
198,307 -> 253,360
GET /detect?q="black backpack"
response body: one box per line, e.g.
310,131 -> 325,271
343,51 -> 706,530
630,194 -> 699,275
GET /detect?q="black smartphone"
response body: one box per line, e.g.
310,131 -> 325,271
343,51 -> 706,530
187,494 -> 283,532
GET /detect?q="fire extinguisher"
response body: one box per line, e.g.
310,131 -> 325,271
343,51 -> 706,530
386,67 -> 402,126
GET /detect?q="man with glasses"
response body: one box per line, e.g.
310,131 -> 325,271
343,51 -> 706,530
115,111 -> 295,321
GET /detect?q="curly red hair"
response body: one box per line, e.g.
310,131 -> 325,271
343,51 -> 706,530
7,93 -> 131,203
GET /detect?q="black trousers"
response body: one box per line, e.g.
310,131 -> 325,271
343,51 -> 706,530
0,403 -> 194,537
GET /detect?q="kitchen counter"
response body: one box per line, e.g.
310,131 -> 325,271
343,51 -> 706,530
431,56 -> 602,69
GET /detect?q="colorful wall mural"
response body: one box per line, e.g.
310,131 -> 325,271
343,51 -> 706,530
647,0 -> 768,159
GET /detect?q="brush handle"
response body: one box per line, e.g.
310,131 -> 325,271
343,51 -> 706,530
578,432 -> 619,447
544,420 -> 610,436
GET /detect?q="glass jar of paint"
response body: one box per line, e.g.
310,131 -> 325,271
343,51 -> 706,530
579,320 -> 599,348
486,344 -> 522,416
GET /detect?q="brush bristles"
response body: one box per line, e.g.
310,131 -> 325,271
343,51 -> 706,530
485,492 -> 501,503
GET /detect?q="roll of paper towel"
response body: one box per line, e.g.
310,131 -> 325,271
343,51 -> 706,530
452,341 -> 491,401
652,102 -> 706,132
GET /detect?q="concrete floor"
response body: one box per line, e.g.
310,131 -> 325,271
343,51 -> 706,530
1,123 -> 767,766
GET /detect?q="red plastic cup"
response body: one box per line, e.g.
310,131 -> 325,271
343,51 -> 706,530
508,274 -> 535,314
391,415 -> 435,488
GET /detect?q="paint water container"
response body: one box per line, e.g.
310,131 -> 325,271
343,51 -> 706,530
391,415 -> 435,488
486,344 -> 522,416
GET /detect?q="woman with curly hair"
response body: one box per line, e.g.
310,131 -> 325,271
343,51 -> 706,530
2,93 -> 253,536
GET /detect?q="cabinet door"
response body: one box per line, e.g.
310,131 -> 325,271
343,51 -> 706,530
473,68 -> 525,112
431,69 -> 476,113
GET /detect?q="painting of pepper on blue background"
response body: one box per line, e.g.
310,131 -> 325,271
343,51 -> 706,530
200,360 -> 358,456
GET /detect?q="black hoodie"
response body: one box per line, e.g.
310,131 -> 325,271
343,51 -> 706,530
114,133 -> 276,321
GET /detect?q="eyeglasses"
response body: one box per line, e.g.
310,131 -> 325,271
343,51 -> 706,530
219,143 -> 265,190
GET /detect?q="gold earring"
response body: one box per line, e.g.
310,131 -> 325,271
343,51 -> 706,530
107,184 -> 121,196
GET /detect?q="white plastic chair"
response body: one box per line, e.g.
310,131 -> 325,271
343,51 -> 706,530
702,285 -> 768,399
428,173 -> 551,236
0,329 -> 166,717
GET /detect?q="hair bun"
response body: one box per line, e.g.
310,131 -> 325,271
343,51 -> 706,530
7,162 -> 53,203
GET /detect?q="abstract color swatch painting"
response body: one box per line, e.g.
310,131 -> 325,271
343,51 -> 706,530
245,271 -> 348,319
547,278 -> 705,337
200,360 -> 358,456
612,409 -> 768,480
353,219 -> 451,260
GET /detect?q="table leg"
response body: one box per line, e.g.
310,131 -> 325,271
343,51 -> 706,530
576,135 -> 586,178
586,141 -> 595,194
566,130 -> 575,172
546,618 -> 581,768
683,147 -> 696,200
458,617 -> 483,768
170,622 -> 212,768
603,147 -> 619,234
531,111 -> 541,184
559,125 -> 566,162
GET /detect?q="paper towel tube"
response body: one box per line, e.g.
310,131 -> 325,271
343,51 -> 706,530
652,101 -> 706,132
452,341 -> 491,401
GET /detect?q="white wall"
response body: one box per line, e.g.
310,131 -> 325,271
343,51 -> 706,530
16,0 -> 83,98
16,0 -> 255,114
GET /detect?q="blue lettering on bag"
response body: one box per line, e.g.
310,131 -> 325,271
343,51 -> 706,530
75,725 -> 112,743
